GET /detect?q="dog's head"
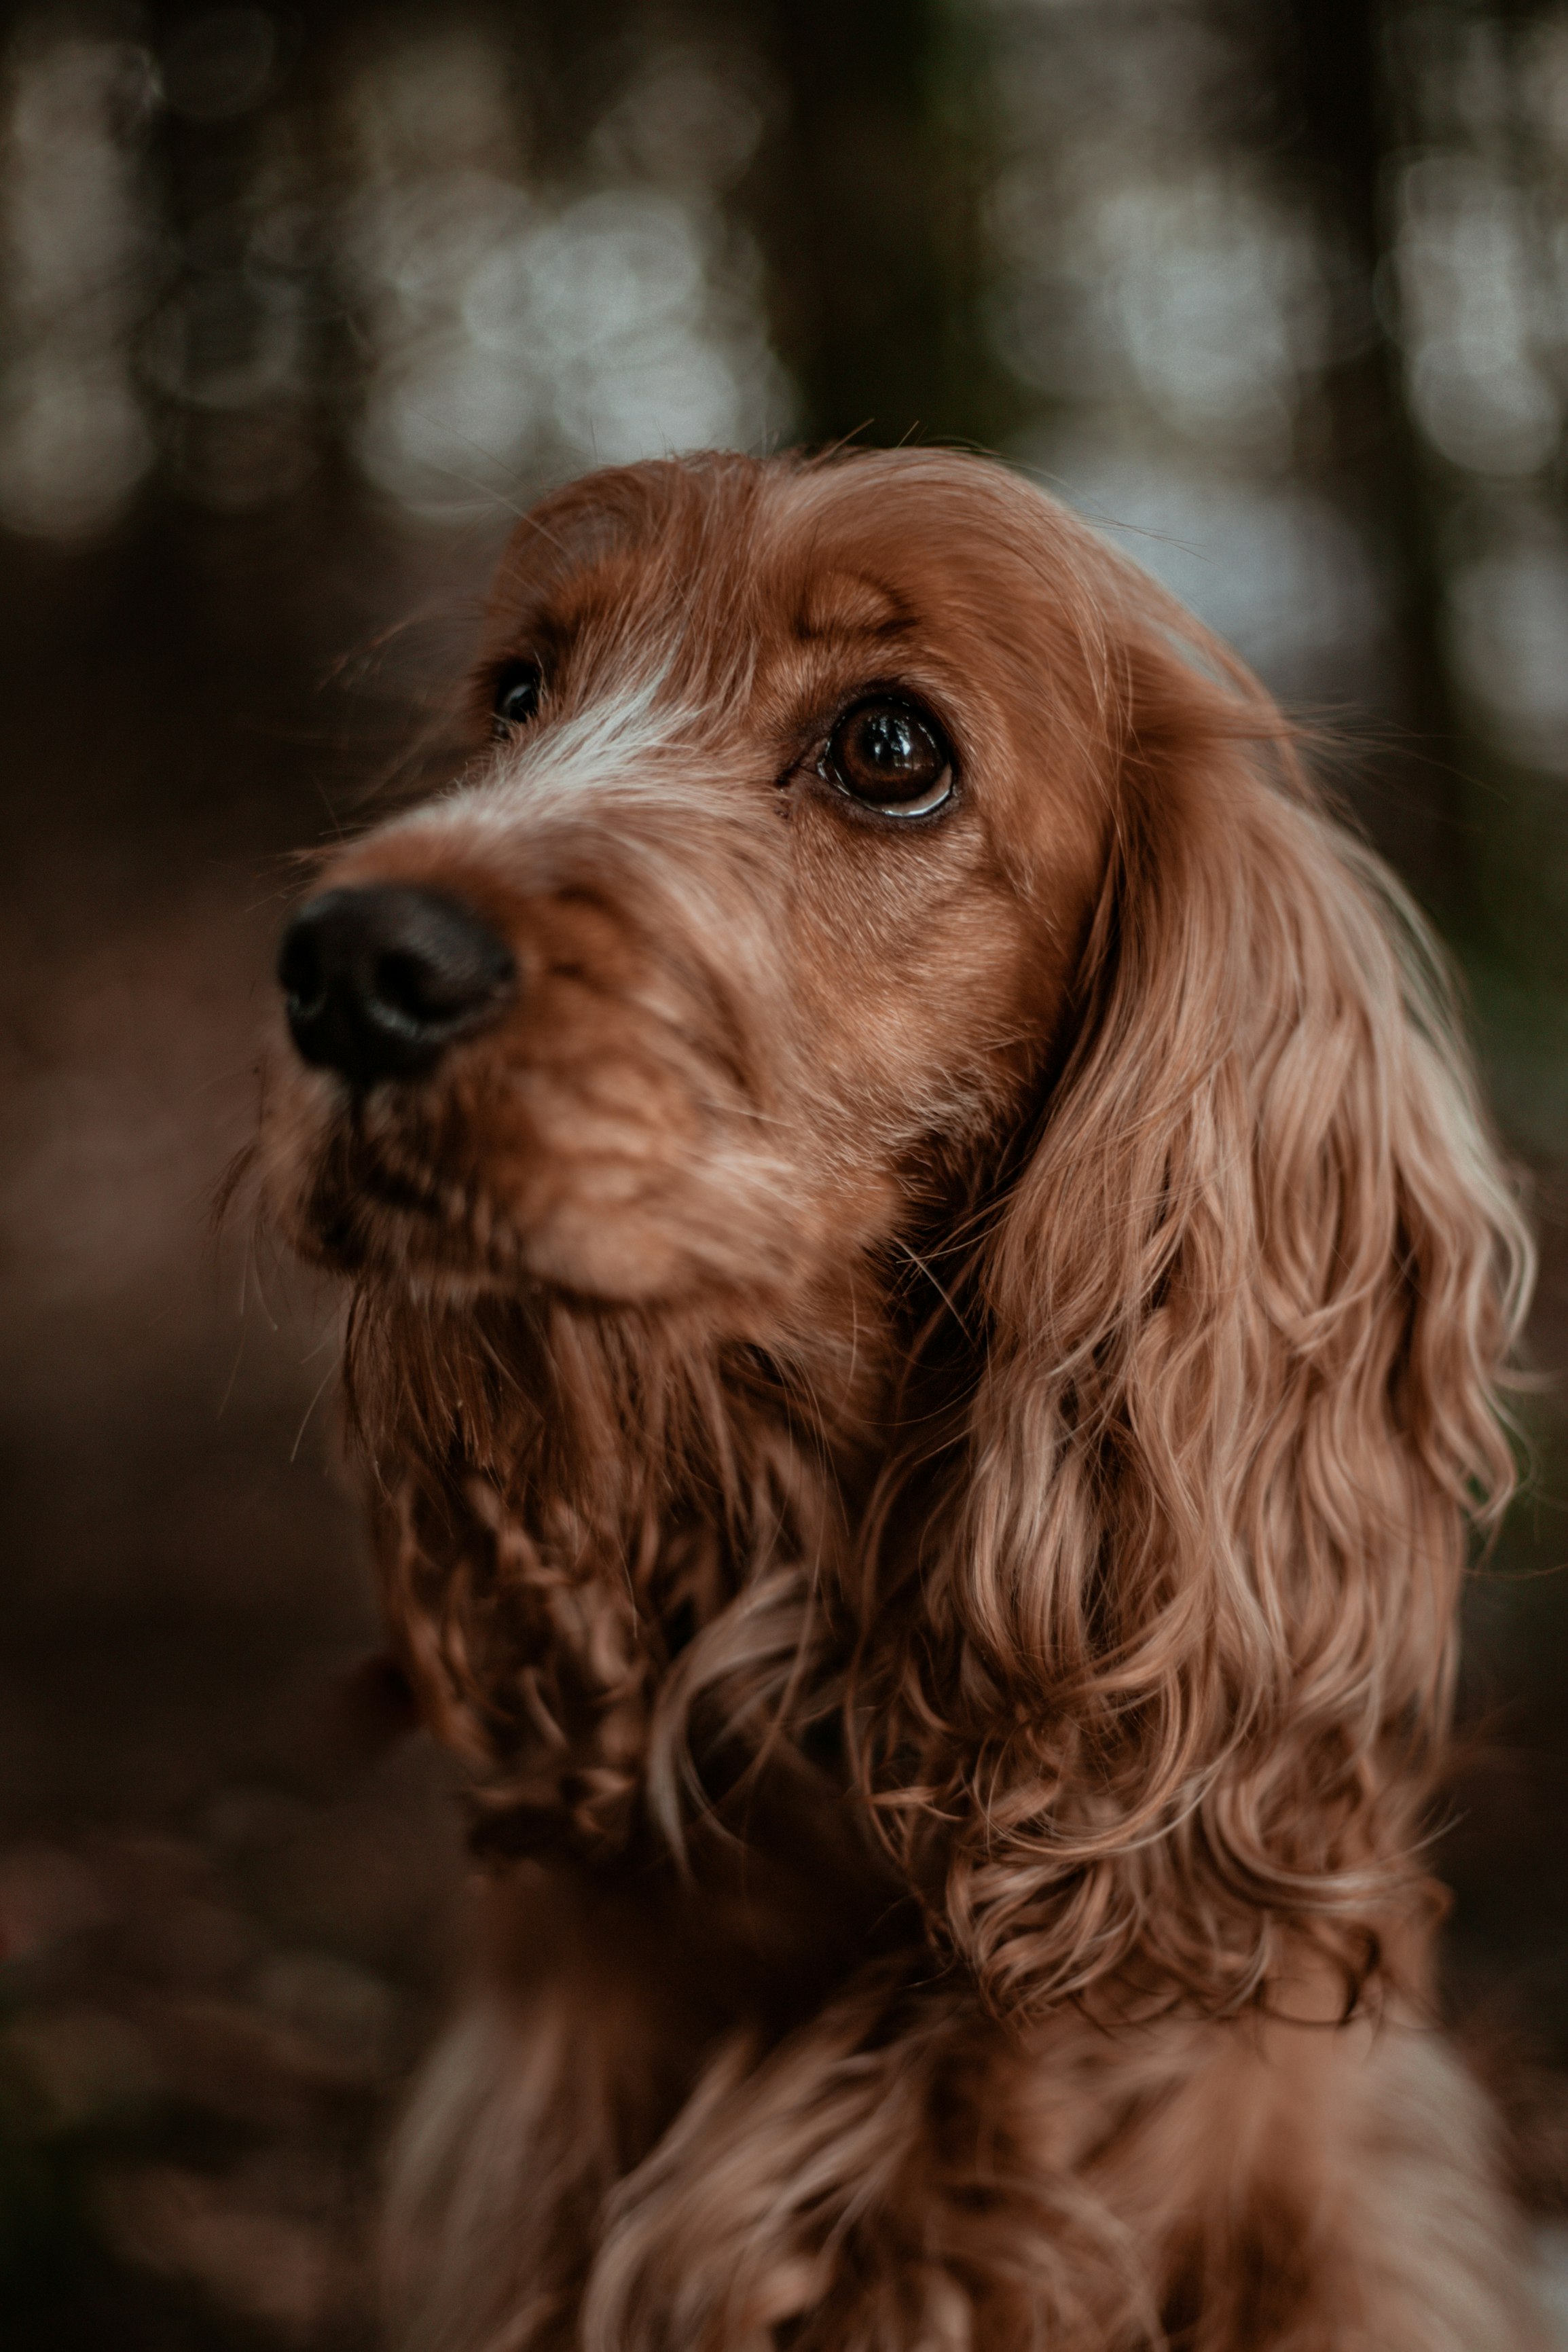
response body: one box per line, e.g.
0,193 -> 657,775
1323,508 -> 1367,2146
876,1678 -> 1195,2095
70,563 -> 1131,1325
262,452 -> 1113,1324
259,450 -> 1530,2014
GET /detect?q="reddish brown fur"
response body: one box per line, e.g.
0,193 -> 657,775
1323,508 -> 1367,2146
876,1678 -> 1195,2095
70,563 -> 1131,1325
257,450 -> 1544,2348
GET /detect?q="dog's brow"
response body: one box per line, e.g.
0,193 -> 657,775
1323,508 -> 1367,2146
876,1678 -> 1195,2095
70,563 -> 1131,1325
792,570 -> 915,643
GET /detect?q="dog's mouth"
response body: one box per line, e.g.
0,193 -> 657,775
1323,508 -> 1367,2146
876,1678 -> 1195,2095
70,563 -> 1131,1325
281,1059 -> 737,1309
295,1106 -> 510,1285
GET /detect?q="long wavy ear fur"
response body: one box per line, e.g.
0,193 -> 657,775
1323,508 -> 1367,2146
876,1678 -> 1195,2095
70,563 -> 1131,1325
858,598 -> 1533,2023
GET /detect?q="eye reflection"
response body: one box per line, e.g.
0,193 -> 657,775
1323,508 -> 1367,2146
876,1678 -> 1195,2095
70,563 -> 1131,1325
821,698 -> 955,816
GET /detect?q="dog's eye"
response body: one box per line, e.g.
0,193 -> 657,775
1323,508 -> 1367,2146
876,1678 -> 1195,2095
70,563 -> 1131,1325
492,659 -> 543,736
821,698 -> 954,816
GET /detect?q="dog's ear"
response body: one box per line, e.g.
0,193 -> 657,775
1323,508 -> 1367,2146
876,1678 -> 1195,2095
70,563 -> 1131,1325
855,621 -> 1531,2021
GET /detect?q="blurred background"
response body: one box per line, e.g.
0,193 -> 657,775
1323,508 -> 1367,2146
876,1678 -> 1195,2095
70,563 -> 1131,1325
2,0 -> 1567,2340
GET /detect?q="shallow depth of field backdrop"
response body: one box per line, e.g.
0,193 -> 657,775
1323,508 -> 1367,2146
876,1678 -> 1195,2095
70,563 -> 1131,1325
3,1 -> 1568,2342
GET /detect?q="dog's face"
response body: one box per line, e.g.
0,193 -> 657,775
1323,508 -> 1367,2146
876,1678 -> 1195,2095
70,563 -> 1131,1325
253,450 -> 1531,2016
261,454 -> 1108,1319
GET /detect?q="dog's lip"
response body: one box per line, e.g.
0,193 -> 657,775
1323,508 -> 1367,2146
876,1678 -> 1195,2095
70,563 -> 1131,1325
300,1129 -> 452,1266
350,1149 -> 448,1221
297,1133 -> 693,1311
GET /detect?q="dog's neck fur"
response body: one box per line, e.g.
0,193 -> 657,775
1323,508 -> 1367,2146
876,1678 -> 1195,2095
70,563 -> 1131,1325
342,1265 -> 930,1877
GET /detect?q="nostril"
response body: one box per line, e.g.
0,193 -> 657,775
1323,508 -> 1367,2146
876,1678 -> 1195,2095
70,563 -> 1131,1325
278,926 -> 328,1024
278,884 -> 516,1087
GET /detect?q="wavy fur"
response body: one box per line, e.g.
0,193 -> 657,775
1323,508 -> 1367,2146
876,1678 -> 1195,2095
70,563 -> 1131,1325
257,449 -> 1542,2350
854,638 -> 1531,2019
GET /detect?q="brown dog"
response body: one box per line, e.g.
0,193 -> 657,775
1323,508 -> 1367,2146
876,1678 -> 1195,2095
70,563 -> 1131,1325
259,450 -> 1542,2350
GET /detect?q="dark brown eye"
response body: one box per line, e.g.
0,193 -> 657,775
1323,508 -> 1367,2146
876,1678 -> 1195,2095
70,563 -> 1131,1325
822,698 -> 954,816
492,658 -> 543,735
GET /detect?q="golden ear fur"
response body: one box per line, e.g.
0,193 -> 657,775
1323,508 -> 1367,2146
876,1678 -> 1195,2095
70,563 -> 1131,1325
855,587 -> 1533,2021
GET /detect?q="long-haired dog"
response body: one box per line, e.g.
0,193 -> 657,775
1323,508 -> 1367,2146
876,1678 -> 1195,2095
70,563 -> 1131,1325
258,450 -> 1543,2350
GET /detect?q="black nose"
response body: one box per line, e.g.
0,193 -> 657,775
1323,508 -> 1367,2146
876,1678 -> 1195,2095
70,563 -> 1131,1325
278,884 -> 515,1087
